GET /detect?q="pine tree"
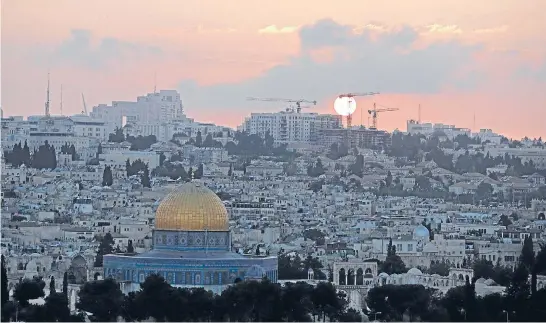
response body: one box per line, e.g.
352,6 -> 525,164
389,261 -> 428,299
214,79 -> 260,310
1,255 -> 9,307
141,165 -> 151,188
127,240 -> 134,253
49,276 -> 56,294
102,166 -> 113,186
195,163 -> 204,179
22,140 -> 31,166
386,171 -> 393,187
62,272 -> 68,299
195,131 -> 203,147
228,163 -> 233,177
125,159 -> 131,177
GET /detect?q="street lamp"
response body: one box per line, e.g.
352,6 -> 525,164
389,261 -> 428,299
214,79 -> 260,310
502,310 -> 513,322
367,311 -> 381,322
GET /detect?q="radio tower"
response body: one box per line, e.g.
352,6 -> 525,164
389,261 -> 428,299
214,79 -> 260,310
60,84 -> 63,116
45,72 -> 51,118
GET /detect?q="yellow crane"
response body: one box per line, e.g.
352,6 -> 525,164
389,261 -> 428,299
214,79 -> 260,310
368,103 -> 399,129
247,97 -> 317,113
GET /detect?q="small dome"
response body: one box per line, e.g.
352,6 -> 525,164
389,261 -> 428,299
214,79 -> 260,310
476,277 -> 486,284
423,243 -> 438,253
484,278 -> 497,286
413,225 -> 430,238
378,272 -> 389,278
407,268 -> 422,275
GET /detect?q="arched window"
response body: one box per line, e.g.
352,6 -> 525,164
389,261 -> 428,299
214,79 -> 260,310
338,268 -> 346,285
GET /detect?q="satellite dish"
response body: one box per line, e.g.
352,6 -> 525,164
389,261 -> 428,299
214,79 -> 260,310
334,96 -> 357,116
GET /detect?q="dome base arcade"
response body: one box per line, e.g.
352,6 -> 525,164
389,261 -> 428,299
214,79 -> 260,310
153,229 -> 232,252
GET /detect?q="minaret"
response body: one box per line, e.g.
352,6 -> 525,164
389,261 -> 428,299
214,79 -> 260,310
45,72 -> 51,117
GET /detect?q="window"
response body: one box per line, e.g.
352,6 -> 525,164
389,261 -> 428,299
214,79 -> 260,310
408,244 -> 413,252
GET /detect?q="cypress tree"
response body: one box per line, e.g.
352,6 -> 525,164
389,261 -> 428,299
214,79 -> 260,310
62,272 -> 68,299
49,276 -> 56,294
1,255 -> 9,307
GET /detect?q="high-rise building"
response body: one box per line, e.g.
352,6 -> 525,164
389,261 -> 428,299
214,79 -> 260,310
240,110 -> 342,145
321,127 -> 392,149
90,90 -> 185,134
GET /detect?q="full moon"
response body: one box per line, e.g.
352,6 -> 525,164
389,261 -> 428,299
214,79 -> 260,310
334,97 -> 357,116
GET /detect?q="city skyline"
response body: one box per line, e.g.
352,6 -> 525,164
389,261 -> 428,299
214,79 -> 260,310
2,0 -> 546,138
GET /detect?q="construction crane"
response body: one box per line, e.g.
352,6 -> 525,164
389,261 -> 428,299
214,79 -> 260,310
368,102 -> 399,129
337,92 -> 379,128
247,97 -> 317,113
81,93 -> 88,115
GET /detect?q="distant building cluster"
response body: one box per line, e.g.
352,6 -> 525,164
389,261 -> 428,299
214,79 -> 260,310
1,88 -> 546,316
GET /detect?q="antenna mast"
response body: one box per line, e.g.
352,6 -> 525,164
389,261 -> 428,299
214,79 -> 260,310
418,104 -> 421,123
154,72 -> 157,94
45,72 -> 51,117
60,84 -> 63,116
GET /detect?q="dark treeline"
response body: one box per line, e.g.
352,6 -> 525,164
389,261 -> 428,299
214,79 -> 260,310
4,140 -> 58,169
389,133 -> 546,177
2,272 -> 361,322
108,127 -> 157,151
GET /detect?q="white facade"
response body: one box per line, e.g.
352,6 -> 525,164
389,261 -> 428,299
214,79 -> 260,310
90,90 -> 185,135
241,110 -> 342,145
99,151 -> 160,169
1,116 -> 100,161
485,147 -> 546,169
474,129 -> 502,144
406,120 -> 471,139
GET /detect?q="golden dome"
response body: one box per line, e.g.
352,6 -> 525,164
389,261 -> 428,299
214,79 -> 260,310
155,182 -> 229,231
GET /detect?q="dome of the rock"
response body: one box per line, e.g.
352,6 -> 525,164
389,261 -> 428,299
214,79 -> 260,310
155,182 -> 229,231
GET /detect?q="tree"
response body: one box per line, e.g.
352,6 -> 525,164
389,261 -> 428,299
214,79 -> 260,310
1,256 -> 8,309
77,278 -> 124,322
228,163 -> 233,177
94,233 -> 114,267
195,131 -> 203,147
386,171 -> 393,187
159,152 -> 166,166
97,142 -> 103,157
506,262 -> 531,320
108,127 -> 125,143
125,159 -> 131,177
127,135 -> 157,151
141,165 -> 151,188
44,291 -> 71,322
203,133 -> 215,147
195,163 -> 204,179
127,240 -> 134,253
49,276 -> 55,295
380,239 -> 407,274
13,279 -> 45,307
499,214 -> 513,227
428,259 -> 450,276
62,272 -> 68,299
521,236 -> 535,270
102,166 -> 113,186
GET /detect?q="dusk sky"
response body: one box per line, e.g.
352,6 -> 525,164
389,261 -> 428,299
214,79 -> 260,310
2,0 -> 545,139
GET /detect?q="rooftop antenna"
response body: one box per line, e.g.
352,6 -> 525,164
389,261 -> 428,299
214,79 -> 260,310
60,84 -> 63,116
473,112 -> 476,132
418,104 -> 421,124
153,72 -> 157,94
45,72 -> 51,117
